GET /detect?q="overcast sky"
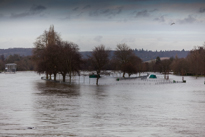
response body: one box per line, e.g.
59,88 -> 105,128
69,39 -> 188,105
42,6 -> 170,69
0,0 -> 205,51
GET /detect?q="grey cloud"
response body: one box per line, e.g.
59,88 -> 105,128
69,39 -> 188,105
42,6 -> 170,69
115,6 -> 123,14
102,9 -> 110,14
154,15 -> 165,22
178,15 -> 196,24
135,10 -> 149,17
76,12 -> 83,18
0,0 -> 5,3
89,6 -> 123,18
94,36 -> 103,42
73,7 -> 79,11
89,10 -> 98,17
126,0 -> 150,1
0,13 -> 4,18
30,5 -> 46,13
11,12 -> 30,18
133,9 -> 157,18
150,9 -> 158,12
121,38 -> 135,43
199,7 -> 205,13
10,5 -> 46,18
83,5 -> 91,9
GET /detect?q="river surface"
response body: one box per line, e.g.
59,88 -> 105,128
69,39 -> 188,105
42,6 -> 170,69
1,71 -> 205,137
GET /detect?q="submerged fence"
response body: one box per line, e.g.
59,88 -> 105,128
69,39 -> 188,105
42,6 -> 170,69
41,73 -> 186,86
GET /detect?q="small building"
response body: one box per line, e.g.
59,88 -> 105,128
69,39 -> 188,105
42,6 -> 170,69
5,63 -> 17,73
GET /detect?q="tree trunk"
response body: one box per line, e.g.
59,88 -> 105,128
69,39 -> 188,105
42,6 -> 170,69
123,72 -> 125,78
63,74 -> 66,82
69,62 -> 72,83
46,72 -> 48,79
69,72 -> 72,83
96,71 -> 100,85
96,76 -> 99,85
54,73 -> 56,81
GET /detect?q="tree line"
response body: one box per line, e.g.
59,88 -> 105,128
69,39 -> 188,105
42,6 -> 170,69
0,54 -> 33,71
1,25 -> 204,84
171,45 -> 205,78
32,25 -> 143,85
32,25 -> 205,85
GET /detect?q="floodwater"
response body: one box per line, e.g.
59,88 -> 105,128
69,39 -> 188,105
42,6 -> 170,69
1,71 -> 205,137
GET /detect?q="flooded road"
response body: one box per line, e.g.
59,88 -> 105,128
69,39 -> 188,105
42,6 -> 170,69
1,71 -> 205,136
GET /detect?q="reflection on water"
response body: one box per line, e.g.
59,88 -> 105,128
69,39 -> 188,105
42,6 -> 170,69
36,81 -> 81,96
1,71 -> 205,136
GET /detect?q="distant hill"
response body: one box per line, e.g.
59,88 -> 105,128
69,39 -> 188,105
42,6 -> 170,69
0,48 -> 33,58
0,48 -> 189,62
81,49 -> 189,61
132,49 -> 189,61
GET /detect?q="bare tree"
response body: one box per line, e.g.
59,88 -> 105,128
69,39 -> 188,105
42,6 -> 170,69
153,56 -> 162,73
186,47 -> 203,78
161,59 -> 172,79
0,55 -> 5,71
32,46 -> 47,74
67,42 -> 82,83
32,25 -> 61,79
134,55 -> 143,76
171,58 -> 189,76
44,44 -> 61,81
113,43 -> 139,77
141,62 -> 149,72
122,63 -> 136,77
90,45 -> 110,85
58,41 -> 82,82
121,54 -> 142,77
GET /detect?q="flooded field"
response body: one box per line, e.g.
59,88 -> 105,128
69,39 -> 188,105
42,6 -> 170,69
1,71 -> 205,136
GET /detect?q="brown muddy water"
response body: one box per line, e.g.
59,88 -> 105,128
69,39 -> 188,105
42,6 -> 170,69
1,71 -> 205,137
